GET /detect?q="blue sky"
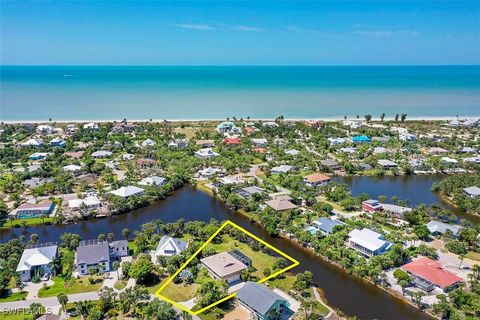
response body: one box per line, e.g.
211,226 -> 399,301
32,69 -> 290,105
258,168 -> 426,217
1,1 -> 479,65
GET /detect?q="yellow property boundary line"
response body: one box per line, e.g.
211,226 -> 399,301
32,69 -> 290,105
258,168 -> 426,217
155,220 -> 300,316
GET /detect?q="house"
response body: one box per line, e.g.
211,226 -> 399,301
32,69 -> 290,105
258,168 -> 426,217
270,165 -> 296,174
339,147 -> 356,154
153,236 -> 187,257
122,153 -> 135,160
328,137 -> 346,145
36,125 -> 56,135
463,186 -> 480,198
377,159 -> 399,169
29,152 -> 50,161
373,147 -> 388,154
265,198 -> 298,211
68,196 -> 101,211
320,159 -> 340,170
49,138 -> 66,147
224,138 -> 241,145
236,282 -> 290,320
399,133 -> 417,141
136,157 -> 156,167
303,172 -> 331,187
65,151 -> 85,159
22,138 -> 44,147
200,252 -> 247,284
63,164 -> 83,173
195,148 -> 219,159
459,147 -> 476,153
285,149 -> 300,156
351,135 -> 371,143
309,217 -> 345,235
252,138 -> 268,147
198,167 -> 223,177
463,156 -> 480,164
263,122 -> 279,128
139,175 -> 166,187
381,203 -> 412,219
141,138 -> 156,147
441,157 -> 458,165
91,150 -> 112,158
109,240 -> 129,259
13,200 -> 55,218
109,186 -> 145,198
237,186 -> 265,198
217,121 -> 237,133
16,244 -> 58,282
347,228 -> 392,257
196,139 -> 215,148
429,147 -> 448,154
22,177 -> 52,189
426,221 -> 462,236
76,241 -> 111,275
168,138 -> 189,149
401,257 -> 463,292
362,199 -> 383,213
111,122 -> 136,133
83,122 -> 99,130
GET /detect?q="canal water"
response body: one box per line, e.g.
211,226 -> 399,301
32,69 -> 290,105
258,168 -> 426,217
333,175 -> 480,225
0,186 -> 429,319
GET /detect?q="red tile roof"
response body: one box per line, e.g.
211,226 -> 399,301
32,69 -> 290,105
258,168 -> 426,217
225,138 -> 240,145
401,257 -> 463,288
304,172 -> 331,183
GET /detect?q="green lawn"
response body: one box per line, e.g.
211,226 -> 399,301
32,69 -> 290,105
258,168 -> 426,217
466,251 -> 480,262
208,235 -> 280,278
0,311 -> 33,320
0,216 -> 55,229
0,291 -> 27,302
38,276 -> 104,298
158,278 -> 199,302
114,280 -> 127,290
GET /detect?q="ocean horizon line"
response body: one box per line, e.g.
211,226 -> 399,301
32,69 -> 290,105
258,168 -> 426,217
2,64 -> 480,68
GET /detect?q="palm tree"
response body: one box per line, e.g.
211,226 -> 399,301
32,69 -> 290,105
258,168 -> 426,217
380,113 -> 385,122
57,293 -> 68,312
458,253 -> 466,269
113,261 -> 121,279
122,228 -> 130,240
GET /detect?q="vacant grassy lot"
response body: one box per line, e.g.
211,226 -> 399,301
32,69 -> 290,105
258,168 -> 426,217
208,235 -> 280,278
38,275 -> 104,298
0,291 -> 27,302
158,277 -> 200,302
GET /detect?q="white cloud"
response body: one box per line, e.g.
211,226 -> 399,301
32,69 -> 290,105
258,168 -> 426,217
233,25 -> 260,32
173,24 -> 215,31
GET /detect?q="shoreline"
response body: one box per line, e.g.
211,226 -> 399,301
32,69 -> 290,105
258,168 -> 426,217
1,115 -> 477,124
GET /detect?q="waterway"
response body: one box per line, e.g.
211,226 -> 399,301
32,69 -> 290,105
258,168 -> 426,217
333,175 -> 480,225
0,186 -> 429,319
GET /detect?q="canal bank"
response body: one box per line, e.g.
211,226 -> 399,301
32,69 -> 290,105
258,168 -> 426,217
0,186 -> 431,319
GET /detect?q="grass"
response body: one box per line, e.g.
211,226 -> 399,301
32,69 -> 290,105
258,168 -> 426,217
114,280 -> 127,290
0,291 -> 27,302
0,216 -> 55,229
158,278 -> 200,302
38,275 -> 104,298
208,234 -> 280,278
267,273 -> 297,293
466,251 -> 480,262
0,310 -> 35,320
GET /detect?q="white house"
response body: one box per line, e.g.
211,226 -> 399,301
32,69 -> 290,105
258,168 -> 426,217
83,122 -> 99,130
138,175 -> 166,187
270,165 -> 296,174
153,236 -> 187,257
36,125 -> 56,135
22,139 -> 44,147
252,138 -> 268,147
109,186 -> 145,198
63,164 -> 83,173
285,149 -> 300,156
16,244 -> 58,282
141,139 -> 156,147
464,186 -> 480,198
195,148 -> 219,159
168,138 -> 189,149
68,196 -> 102,211
348,228 -> 392,257
91,150 -> 112,158
377,159 -> 399,169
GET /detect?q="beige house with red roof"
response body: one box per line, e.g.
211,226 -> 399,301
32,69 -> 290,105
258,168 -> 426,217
303,172 -> 331,187
401,257 -> 463,292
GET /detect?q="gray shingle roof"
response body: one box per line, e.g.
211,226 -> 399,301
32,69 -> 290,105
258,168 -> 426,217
76,242 -> 110,265
236,282 -> 287,315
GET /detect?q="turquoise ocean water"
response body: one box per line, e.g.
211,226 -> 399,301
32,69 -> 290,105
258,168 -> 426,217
0,66 -> 479,121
